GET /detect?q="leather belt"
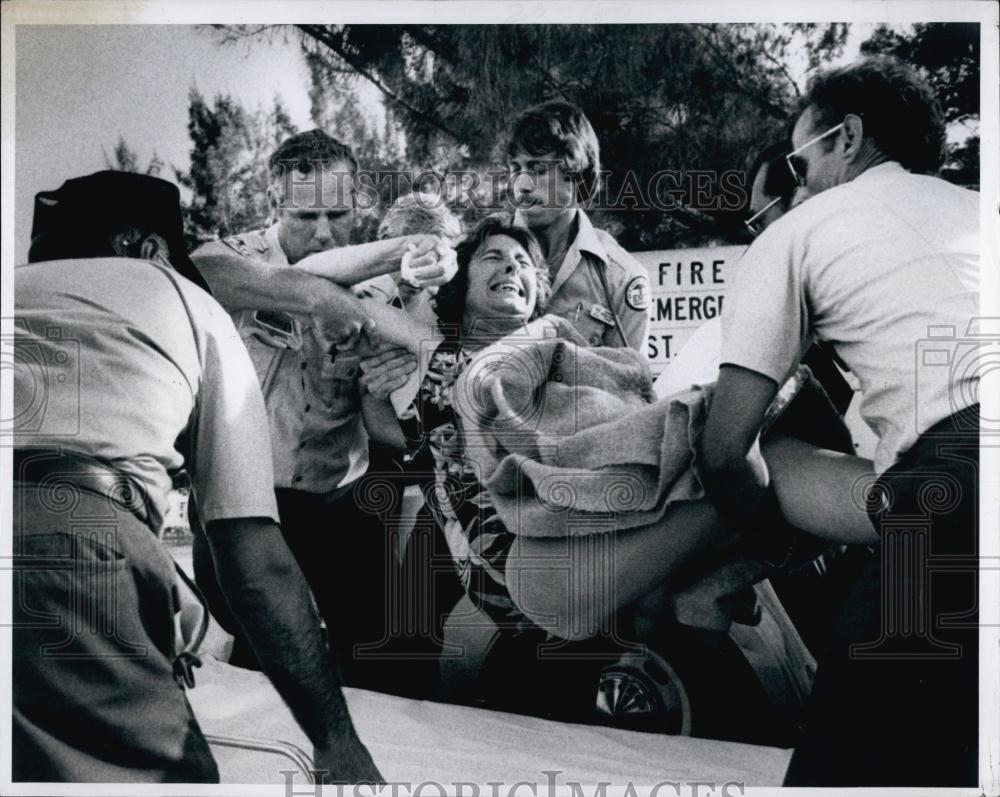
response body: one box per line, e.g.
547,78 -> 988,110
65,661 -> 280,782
13,447 -> 151,529
13,446 -> 209,689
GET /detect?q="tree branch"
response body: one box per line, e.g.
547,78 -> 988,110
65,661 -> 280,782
296,25 -> 461,143
694,25 -> 791,120
756,33 -> 802,99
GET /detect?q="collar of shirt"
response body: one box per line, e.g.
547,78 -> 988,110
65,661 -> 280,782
849,160 -> 905,188
513,208 -> 610,297
264,223 -> 289,265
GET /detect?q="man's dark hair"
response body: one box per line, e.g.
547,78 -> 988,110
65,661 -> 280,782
748,141 -> 796,210
507,100 -> 602,204
801,56 -> 946,174
268,129 -> 358,180
433,215 -> 551,327
29,223 -> 164,263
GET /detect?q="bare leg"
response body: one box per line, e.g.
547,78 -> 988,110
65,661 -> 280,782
505,501 -> 724,641
762,436 -> 878,545
505,438 -> 877,641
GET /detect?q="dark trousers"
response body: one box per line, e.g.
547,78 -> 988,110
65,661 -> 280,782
195,476 -> 457,694
357,444 -> 466,699
785,404 -> 980,786
13,486 -> 217,783
274,486 -> 392,690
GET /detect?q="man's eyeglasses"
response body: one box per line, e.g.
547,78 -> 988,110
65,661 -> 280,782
785,121 -> 845,187
744,196 -> 783,237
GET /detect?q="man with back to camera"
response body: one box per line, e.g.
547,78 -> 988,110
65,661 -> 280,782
190,130 -> 455,688
660,139 -> 853,415
697,57 -> 980,786
11,170 -> 382,783
507,100 -> 651,352
741,140 -> 872,659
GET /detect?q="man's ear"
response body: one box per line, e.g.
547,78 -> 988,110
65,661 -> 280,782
139,235 -> 171,267
842,113 -> 865,159
266,184 -> 280,224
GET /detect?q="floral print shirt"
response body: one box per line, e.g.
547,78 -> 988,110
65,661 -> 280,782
398,336 -> 530,630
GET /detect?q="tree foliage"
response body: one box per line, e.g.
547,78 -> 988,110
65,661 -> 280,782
291,23 -> 852,247
860,22 -> 979,124
860,22 -> 979,182
175,88 -> 299,248
189,23 -> 975,249
103,135 -> 165,176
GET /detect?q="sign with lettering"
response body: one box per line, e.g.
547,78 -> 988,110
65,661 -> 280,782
631,245 -> 746,377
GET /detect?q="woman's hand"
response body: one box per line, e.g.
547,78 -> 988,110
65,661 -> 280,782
392,276 -> 423,305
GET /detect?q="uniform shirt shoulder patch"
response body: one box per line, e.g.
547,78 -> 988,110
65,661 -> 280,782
624,274 -> 651,311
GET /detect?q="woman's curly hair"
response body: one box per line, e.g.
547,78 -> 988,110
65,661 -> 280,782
433,214 -> 551,328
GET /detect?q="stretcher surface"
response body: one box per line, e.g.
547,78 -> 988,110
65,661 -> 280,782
188,658 -> 792,786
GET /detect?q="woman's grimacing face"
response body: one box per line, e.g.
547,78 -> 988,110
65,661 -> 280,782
462,234 -> 539,324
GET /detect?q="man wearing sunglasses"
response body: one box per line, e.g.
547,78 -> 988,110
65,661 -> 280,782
698,57 -> 981,786
744,141 -> 797,239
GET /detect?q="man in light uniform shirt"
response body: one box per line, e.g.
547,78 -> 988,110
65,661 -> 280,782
12,171 -> 381,783
698,58 -> 980,786
192,130 -> 452,687
507,100 -> 651,352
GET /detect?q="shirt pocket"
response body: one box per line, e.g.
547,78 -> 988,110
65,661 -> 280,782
240,338 -> 282,399
240,315 -> 302,399
15,529 -> 128,568
314,353 -> 361,417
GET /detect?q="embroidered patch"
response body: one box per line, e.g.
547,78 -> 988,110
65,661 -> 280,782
624,275 -> 651,311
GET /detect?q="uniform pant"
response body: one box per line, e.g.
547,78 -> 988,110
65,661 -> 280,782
275,486 -> 393,691
784,404 -> 980,786
193,481 -> 395,689
12,486 -> 217,783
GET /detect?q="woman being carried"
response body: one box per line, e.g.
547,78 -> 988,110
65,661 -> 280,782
350,216 -> 877,740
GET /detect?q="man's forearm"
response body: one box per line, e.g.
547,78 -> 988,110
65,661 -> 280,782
357,298 -> 440,353
699,364 -> 781,529
192,249 -> 369,327
699,452 -> 777,530
206,518 -> 359,748
296,237 -> 409,285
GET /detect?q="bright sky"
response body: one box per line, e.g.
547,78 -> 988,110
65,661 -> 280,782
14,25 -> 318,261
13,23 -> 884,262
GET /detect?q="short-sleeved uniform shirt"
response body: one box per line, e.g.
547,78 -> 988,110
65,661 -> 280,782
192,225 -> 368,496
13,257 -> 279,530
514,209 -> 651,352
720,162 -> 980,474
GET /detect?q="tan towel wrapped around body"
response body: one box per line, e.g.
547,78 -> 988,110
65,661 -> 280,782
453,317 -> 832,706
453,315 -> 806,541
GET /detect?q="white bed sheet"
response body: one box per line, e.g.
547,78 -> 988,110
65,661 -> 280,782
188,658 -> 792,786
